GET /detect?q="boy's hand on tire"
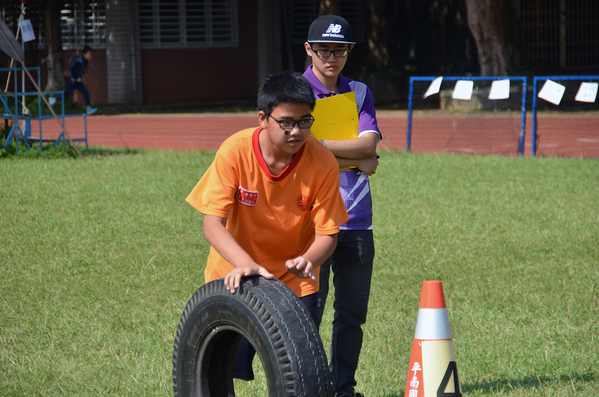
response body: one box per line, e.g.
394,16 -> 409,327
224,264 -> 274,294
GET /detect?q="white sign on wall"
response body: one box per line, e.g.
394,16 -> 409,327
19,19 -> 35,42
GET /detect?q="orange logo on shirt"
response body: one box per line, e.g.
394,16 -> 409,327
237,186 -> 259,206
296,195 -> 311,211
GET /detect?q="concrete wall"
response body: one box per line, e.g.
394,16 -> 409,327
105,0 -> 143,105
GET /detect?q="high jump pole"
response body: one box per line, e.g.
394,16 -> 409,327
0,19 -> 84,159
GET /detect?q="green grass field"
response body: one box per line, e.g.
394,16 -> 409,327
1,149 -> 598,396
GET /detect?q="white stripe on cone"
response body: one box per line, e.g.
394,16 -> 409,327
414,308 -> 452,340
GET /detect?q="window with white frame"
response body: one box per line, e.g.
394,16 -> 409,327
139,0 -> 238,48
61,0 -> 106,50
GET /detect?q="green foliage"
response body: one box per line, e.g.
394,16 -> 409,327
1,151 -> 598,396
0,141 -> 82,159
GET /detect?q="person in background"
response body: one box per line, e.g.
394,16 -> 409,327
50,45 -> 97,115
303,14 -> 382,397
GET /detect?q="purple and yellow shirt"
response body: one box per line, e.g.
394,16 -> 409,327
303,66 -> 382,231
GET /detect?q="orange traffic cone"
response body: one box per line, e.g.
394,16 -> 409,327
404,280 -> 462,397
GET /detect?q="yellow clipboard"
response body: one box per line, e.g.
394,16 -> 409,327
311,91 -> 359,141
311,92 -> 359,171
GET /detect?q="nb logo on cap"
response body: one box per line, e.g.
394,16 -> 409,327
325,24 -> 342,34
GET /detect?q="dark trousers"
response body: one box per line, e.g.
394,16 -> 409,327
233,292 -> 319,380
316,229 -> 375,393
58,78 -> 91,107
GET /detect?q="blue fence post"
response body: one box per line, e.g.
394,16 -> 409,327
531,77 -> 539,157
407,77 -> 414,152
519,78 -> 527,157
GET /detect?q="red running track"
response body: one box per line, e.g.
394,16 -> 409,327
25,111 -> 543,156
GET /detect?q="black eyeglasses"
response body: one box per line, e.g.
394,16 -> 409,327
268,115 -> 315,130
310,45 -> 351,58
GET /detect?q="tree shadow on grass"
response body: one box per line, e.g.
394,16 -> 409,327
85,146 -> 145,157
1,142 -> 145,159
375,373 -> 595,397
462,372 -> 596,394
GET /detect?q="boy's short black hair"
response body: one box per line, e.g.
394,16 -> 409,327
257,72 -> 315,115
82,45 -> 93,54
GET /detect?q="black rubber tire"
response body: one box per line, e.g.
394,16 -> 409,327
172,276 -> 333,397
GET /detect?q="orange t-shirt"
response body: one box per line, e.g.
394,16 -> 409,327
186,127 -> 349,297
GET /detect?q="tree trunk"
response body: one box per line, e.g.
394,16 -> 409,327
318,0 -> 339,16
43,1 -> 65,91
465,0 -> 522,76
368,0 -> 391,69
304,0 -> 340,69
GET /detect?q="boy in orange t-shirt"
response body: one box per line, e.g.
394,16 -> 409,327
186,71 -> 349,380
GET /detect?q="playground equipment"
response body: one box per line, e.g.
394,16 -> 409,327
1,66 -> 89,152
0,18 -> 83,158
